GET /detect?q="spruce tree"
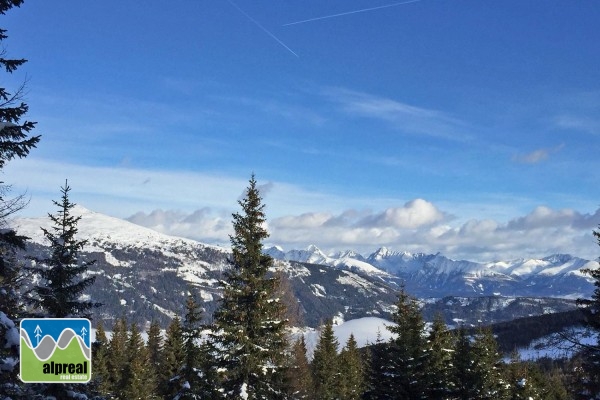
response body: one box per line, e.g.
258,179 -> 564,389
311,319 -> 340,400
423,314 -> 455,399
338,334 -> 365,400
28,181 -> 100,318
209,175 -> 289,399
107,317 -> 129,397
468,327 -> 508,400
363,330 -> 392,400
451,327 -> 474,400
287,336 -> 313,400
26,182 -> 101,400
161,316 -> 185,398
174,293 -> 214,400
385,286 -> 427,400
504,353 -> 545,400
146,319 -> 163,387
0,1 -> 40,396
121,323 -> 159,400
91,320 -> 111,397
575,226 -> 600,398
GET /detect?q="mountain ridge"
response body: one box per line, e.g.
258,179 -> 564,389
13,206 -> 598,328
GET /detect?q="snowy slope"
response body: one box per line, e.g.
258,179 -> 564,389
269,244 -> 598,298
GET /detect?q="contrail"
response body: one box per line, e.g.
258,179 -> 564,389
283,0 -> 422,27
226,0 -> 299,58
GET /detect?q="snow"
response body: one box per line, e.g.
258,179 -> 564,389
515,327 -> 599,361
240,382 -> 248,399
310,283 -> 326,297
0,312 -> 19,349
302,317 -> 397,359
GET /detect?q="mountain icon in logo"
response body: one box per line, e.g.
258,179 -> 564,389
20,318 -> 91,383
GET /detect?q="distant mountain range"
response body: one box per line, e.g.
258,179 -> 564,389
266,244 -> 598,299
14,206 -> 598,329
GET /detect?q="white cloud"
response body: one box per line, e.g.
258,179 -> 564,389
513,144 -> 564,164
362,199 -> 447,229
323,87 -> 471,141
6,158 -> 600,262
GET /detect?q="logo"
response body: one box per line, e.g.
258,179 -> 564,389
20,318 -> 91,383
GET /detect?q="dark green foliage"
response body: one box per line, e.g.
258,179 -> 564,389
160,316 -> 185,398
574,226 -> 600,398
362,330 -> 392,400
385,286 -> 427,399
91,320 -> 111,396
121,323 -> 159,400
311,319 -> 340,400
146,319 -> 163,385
452,327 -> 474,400
0,2 -> 39,395
210,175 -> 289,399
339,334 -> 365,400
468,327 -> 509,400
287,336 -> 313,399
423,314 -> 455,399
173,293 -> 214,400
106,317 -> 129,397
28,182 -> 100,318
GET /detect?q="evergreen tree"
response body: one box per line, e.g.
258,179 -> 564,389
209,175 -> 289,399
174,293 -> 214,400
161,316 -> 185,398
575,225 -> 600,398
28,181 -> 100,318
423,314 -> 455,400
121,323 -> 159,400
26,184 -> 101,400
107,317 -> 129,398
385,286 -> 427,399
147,319 -> 164,388
362,330 -> 392,400
0,1 -> 40,397
91,320 -> 111,397
311,319 -> 340,400
338,334 -> 365,400
505,352 -> 539,400
468,327 -> 508,400
287,336 -> 313,400
451,327 -> 474,400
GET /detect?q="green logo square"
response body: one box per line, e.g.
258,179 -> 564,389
20,318 -> 92,383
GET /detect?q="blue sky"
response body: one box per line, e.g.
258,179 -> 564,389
3,1 -> 600,261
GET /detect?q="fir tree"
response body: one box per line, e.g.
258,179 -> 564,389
107,317 -> 129,397
311,319 -> 340,400
161,316 -> 185,398
28,181 -> 100,318
91,320 -> 111,397
362,330 -> 392,400
451,327 -> 474,400
174,293 -> 213,400
423,314 -> 455,400
468,327 -> 508,400
147,319 -> 163,387
504,353 -> 546,400
0,1 -> 40,396
575,225 -> 600,398
287,336 -> 313,400
385,286 -> 427,400
209,175 -> 289,399
26,183 -> 101,400
338,334 -> 365,400
121,323 -> 159,400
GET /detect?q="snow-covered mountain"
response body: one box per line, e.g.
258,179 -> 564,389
13,206 -> 595,329
267,245 -> 599,298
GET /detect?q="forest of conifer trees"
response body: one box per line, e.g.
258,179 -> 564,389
2,1 -> 600,399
